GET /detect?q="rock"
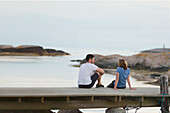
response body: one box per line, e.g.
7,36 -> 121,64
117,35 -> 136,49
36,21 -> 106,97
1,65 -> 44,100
45,49 -> 59,53
16,45 -> 44,54
56,50 -> 67,54
0,45 -> 15,52
57,109 -> 82,113
0,45 -> 13,49
95,61 -> 117,69
70,59 -> 82,62
0,48 -> 17,53
141,48 -> 170,53
78,48 -> 170,72
80,54 -> 123,68
95,54 -> 125,68
44,49 -> 70,55
106,108 -> 126,113
150,74 -> 161,78
0,45 -> 70,56
127,52 -> 170,72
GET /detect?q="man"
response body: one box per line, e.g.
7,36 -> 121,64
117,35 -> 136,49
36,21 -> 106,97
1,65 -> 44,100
78,54 -> 105,88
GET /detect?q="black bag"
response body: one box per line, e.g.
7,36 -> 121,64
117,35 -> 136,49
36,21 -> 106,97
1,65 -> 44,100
107,80 -> 115,88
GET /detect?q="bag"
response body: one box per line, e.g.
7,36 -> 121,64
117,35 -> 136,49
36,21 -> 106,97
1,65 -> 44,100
107,80 -> 115,88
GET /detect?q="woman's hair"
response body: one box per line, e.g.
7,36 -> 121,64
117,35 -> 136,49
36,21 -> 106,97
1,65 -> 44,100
118,59 -> 128,70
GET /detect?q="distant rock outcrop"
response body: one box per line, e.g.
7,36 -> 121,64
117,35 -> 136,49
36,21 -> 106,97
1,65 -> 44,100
15,45 -> 44,54
0,45 -> 13,49
141,48 -> 170,53
79,48 -> 170,72
44,49 -> 70,55
0,45 -> 70,56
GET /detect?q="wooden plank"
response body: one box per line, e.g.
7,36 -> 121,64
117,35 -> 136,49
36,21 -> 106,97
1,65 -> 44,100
0,87 -> 169,110
141,96 -> 144,102
67,96 -> 70,103
18,97 -> 21,103
41,97 -> 44,103
91,96 -> 94,103
0,97 -> 163,110
115,96 -> 117,102
0,87 -> 169,97
119,96 -> 121,102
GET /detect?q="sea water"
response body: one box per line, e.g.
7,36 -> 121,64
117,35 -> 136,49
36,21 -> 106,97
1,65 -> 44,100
0,47 -> 161,113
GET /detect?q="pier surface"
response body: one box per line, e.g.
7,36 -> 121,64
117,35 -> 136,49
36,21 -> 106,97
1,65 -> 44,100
0,87 -> 169,110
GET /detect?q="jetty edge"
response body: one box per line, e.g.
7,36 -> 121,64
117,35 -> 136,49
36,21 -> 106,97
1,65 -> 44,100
0,76 -> 169,113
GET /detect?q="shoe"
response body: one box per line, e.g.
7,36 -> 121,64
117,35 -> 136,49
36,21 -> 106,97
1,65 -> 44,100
96,84 -> 104,88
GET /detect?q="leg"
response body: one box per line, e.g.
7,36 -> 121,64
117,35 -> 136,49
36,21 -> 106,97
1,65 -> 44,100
107,80 -> 115,88
96,72 -> 103,85
90,73 -> 99,87
79,73 -> 99,88
96,72 -> 104,88
98,73 -> 101,84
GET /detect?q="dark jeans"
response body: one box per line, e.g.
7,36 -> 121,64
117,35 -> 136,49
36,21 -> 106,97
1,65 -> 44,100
107,80 -> 126,89
78,73 -> 99,88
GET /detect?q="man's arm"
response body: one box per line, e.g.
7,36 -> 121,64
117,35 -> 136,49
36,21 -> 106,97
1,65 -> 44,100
96,68 -> 104,75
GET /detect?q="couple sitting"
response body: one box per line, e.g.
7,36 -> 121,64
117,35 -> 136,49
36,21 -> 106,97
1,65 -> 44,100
78,54 -> 136,90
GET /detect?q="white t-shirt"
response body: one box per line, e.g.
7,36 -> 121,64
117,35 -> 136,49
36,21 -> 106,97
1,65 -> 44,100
78,63 -> 98,85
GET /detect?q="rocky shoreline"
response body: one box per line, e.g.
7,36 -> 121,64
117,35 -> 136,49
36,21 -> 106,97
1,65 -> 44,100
80,49 -> 170,72
72,48 -> 170,86
0,45 -> 70,56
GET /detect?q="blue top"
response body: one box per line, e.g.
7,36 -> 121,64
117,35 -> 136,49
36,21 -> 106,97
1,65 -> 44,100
116,67 -> 130,88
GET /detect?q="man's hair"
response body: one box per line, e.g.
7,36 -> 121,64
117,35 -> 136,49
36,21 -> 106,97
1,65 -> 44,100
86,54 -> 94,61
118,59 -> 128,70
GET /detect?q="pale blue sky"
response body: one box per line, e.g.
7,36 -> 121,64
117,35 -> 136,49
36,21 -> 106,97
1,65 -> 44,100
0,1 -> 169,52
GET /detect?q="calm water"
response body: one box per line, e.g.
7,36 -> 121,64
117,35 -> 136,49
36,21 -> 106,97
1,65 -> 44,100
0,47 -> 161,113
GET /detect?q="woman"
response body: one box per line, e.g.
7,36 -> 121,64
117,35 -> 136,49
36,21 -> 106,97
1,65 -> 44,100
107,59 -> 136,90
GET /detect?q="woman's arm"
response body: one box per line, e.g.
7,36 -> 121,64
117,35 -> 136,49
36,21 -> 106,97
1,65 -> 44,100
127,75 -> 136,90
114,72 -> 119,90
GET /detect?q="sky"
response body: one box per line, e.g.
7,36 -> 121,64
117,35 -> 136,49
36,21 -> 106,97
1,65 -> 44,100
0,0 -> 169,52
